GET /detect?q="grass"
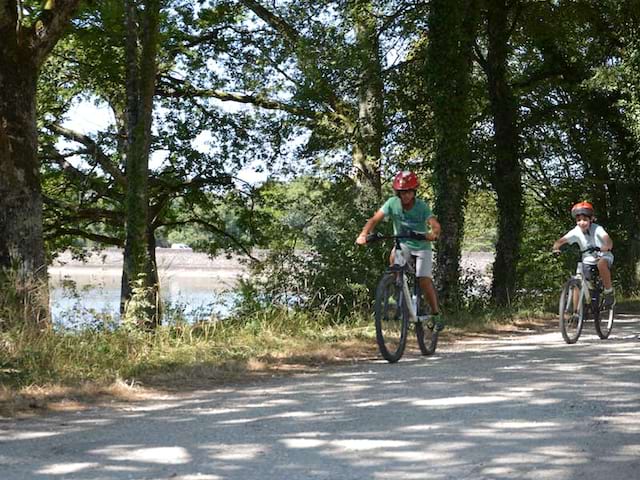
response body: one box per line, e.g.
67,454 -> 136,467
0,307 -> 381,416
3,295 -> 638,418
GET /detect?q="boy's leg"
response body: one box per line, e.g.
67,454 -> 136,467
419,277 -> 439,314
418,277 -> 444,331
597,257 -> 615,307
597,258 -> 612,290
415,249 -> 444,331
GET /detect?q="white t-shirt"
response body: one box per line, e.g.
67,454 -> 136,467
562,223 -> 609,264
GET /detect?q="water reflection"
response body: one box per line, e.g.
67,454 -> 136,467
49,271 -> 238,328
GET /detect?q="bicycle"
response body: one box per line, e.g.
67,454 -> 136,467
557,246 -> 615,344
365,231 -> 439,362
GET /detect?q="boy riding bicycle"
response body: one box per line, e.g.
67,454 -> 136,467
356,171 -> 444,330
552,201 -> 615,307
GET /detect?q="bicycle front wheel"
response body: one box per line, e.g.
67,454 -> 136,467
374,273 -> 409,363
559,278 -> 584,344
594,297 -> 614,339
415,288 -> 438,356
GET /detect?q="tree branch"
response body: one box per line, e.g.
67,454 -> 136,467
31,0 -> 83,67
238,0 -> 350,119
159,218 -> 260,261
157,76 -> 319,119
44,227 -> 124,246
46,123 -> 128,187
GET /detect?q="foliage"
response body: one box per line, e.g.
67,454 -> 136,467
516,195 -> 569,305
463,190 -> 497,252
235,175 -> 389,317
0,264 -> 50,331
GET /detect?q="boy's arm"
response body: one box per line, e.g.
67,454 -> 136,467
600,233 -> 613,252
552,237 -> 569,252
356,209 -> 385,245
426,216 -> 441,242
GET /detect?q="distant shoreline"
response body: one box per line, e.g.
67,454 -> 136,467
49,248 -> 248,283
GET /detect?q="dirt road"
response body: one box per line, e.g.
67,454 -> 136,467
1,316 -> 639,480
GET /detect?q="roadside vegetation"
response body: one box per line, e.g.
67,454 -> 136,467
0,300 -> 556,416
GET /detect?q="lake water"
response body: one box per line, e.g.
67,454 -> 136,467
48,249 -> 245,328
50,274 -> 238,328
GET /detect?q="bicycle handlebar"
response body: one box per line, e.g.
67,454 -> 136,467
366,231 -> 426,243
555,244 -> 601,254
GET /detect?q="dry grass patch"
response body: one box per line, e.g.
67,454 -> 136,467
0,379 -> 154,418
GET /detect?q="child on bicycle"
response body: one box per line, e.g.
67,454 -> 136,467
356,171 -> 444,329
552,201 -> 615,307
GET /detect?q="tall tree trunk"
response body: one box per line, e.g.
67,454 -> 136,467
120,0 -> 162,328
0,0 -> 81,328
486,0 -> 523,307
0,54 -> 48,327
351,0 -> 383,198
425,0 -> 479,308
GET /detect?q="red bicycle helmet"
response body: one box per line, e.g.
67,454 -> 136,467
571,201 -> 594,218
392,171 -> 419,191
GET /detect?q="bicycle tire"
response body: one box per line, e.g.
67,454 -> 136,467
559,278 -> 584,344
415,285 -> 438,355
594,295 -> 614,339
374,273 -> 409,363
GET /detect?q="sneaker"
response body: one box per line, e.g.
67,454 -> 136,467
431,313 -> 445,332
604,291 -> 616,308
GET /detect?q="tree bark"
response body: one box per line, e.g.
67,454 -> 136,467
0,0 -> 81,327
486,0 -> 524,307
351,0 -> 383,197
425,0 -> 479,308
120,0 -> 162,328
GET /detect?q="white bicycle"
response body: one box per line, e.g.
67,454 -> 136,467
558,246 -> 615,344
366,232 -> 439,362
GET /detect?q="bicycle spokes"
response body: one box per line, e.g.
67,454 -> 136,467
374,274 -> 408,362
594,298 -> 615,339
559,279 -> 584,344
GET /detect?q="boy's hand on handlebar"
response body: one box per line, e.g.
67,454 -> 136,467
356,232 -> 382,245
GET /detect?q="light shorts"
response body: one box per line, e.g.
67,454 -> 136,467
599,251 -> 614,268
584,251 -> 614,268
393,247 -> 433,278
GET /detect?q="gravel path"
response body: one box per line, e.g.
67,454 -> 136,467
1,315 -> 639,480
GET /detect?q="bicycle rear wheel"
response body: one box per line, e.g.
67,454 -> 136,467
559,278 -> 584,344
594,297 -> 614,339
415,287 -> 438,355
374,273 -> 409,363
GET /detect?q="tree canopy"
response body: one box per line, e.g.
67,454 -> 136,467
1,0 -> 639,327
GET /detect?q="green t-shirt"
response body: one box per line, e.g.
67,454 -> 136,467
380,196 -> 434,251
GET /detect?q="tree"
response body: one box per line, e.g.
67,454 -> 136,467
423,0 -> 479,307
38,0 -> 258,326
0,0 -> 82,327
475,0 -> 524,307
120,0 -> 162,327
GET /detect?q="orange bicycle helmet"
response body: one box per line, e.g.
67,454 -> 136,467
571,201 -> 594,218
392,171 -> 419,191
